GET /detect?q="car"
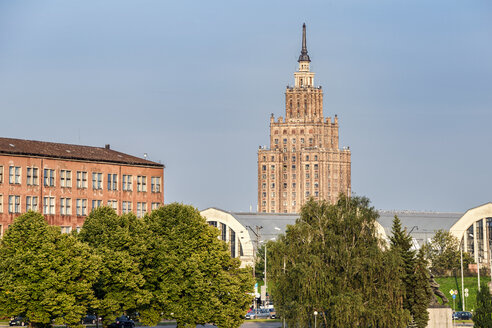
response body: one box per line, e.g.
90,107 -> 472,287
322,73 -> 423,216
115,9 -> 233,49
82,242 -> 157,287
81,315 -> 99,324
245,309 -> 271,319
9,317 -> 28,326
108,316 -> 135,328
453,311 -> 472,320
268,308 -> 277,319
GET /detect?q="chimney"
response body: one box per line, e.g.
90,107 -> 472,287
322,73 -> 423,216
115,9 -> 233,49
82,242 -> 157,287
105,144 -> 110,149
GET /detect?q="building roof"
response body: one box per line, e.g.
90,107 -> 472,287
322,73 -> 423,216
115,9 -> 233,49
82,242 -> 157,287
0,137 -> 164,167
378,211 -> 462,245
206,209 -> 464,249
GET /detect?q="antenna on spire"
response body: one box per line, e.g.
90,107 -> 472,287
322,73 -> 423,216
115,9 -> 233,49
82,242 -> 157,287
298,23 -> 311,63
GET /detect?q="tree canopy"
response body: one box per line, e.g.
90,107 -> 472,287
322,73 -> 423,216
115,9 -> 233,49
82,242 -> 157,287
145,203 -> 253,328
0,211 -> 100,328
0,204 -> 253,328
421,229 -> 473,276
268,196 -> 410,328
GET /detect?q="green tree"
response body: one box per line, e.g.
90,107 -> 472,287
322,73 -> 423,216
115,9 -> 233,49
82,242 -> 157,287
145,203 -> 254,328
0,211 -> 99,328
422,230 -> 473,276
390,216 -> 416,312
78,207 -> 156,326
268,196 -> 410,328
411,249 -> 432,328
473,283 -> 492,327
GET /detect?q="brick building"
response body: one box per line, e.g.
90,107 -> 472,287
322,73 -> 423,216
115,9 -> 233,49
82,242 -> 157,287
257,24 -> 351,213
0,137 -> 164,236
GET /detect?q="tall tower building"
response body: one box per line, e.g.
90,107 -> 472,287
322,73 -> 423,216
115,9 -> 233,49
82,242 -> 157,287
257,24 -> 351,213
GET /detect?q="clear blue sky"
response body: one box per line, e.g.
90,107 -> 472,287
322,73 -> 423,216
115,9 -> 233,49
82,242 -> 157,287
1,0 -> 491,212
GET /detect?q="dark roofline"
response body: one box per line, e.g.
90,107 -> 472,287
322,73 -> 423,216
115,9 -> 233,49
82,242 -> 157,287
0,137 -> 164,168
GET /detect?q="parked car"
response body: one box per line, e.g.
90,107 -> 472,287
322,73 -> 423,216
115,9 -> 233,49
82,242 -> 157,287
108,316 -> 135,328
268,308 -> 277,319
81,314 -> 99,324
245,309 -> 271,319
453,311 -> 473,320
9,317 -> 28,326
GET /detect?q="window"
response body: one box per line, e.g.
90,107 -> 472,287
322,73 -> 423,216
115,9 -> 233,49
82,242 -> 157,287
221,223 -> 227,241
122,175 -> 133,191
270,174 -> 275,180
60,226 -> 72,234
306,173 -> 310,179
9,166 -> 21,184
151,177 -> 161,193
122,201 -> 132,214
137,202 -> 147,218
283,138 -> 287,144
137,176 -> 147,192
292,138 -> 296,144
9,195 -> 21,213
92,172 -> 102,190
309,138 -> 313,144
262,192 -> 266,197
92,199 -> 102,210
292,183 -> 296,188
76,171 -> 88,189
262,183 -> 266,189
43,196 -> 55,215
26,196 -> 38,211
261,165 -> 266,172
292,156 -> 296,162
315,191 -> 319,197
270,165 -> 275,170
208,221 -> 218,228
306,182 -> 310,188
60,170 -> 72,188
305,164 -> 310,170
0,165 -> 3,183
107,174 -> 117,191
44,169 -> 55,187
0,194 -> 2,213
27,167 -> 39,185
305,191 -> 310,197
60,198 -> 72,215
274,139 -> 278,144
292,192 -> 296,198
230,229 -> 236,258
107,200 -> 118,211
292,173 -> 296,179
271,192 -> 275,198
314,164 -> 319,170
261,174 -> 266,179
271,156 -> 275,161
271,183 -> 275,189
151,202 -> 160,210
76,199 -> 87,216
301,138 -> 305,144
314,155 -> 318,161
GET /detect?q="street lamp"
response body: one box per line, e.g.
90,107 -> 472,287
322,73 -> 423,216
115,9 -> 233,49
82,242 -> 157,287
313,311 -> 318,328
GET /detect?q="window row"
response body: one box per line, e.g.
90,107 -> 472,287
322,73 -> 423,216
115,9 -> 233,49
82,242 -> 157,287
0,166 -> 161,192
0,194 -> 160,218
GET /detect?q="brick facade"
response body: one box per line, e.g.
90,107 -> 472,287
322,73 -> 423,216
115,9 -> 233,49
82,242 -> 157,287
257,24 -> 351,213
0,138 -> 164,236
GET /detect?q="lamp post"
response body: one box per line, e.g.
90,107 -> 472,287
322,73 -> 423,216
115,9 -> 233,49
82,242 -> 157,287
461,238 -> 465,311
313,311 -> 318,328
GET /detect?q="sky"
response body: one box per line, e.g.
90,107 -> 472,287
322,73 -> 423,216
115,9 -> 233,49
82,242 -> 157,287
1,0 -> 491,213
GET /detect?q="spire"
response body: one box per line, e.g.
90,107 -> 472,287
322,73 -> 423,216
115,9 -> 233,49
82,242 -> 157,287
298,23 -> 311,62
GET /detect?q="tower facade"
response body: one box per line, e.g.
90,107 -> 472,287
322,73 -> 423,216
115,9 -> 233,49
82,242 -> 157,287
257,24 -> 351,213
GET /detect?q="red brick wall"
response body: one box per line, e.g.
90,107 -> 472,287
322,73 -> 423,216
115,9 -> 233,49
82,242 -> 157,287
0,154 -> 164,235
